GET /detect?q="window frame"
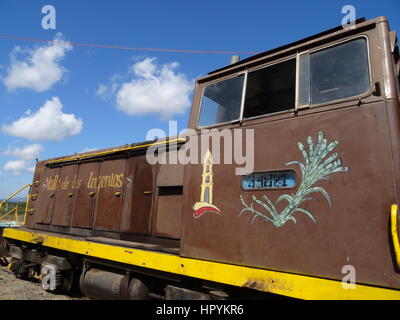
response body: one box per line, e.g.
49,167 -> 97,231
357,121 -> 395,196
196,71 -> 247,129
196,35 -> 373,129
295,35 -> 373,110
241,56 -> 298,122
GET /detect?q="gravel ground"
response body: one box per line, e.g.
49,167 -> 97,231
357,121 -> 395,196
0,259 -> 87,300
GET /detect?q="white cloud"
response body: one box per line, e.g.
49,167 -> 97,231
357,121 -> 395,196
2,97 -> 83,141
99,58 -> 193,119
3,144 -> 43,160
130,58 -> 157,78
96,74 -> 123,101
96,84 -> 108,97
2,33 -> 72,92
2,144 -> 43,176
3,160 -> 35,176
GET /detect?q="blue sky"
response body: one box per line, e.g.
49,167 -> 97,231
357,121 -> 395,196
0,0 -> 399,198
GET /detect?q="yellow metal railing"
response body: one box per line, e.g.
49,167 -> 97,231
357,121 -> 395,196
0,205 -> 19,224
0,184 -> 32,226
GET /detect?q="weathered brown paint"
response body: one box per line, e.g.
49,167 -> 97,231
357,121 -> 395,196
153,162 -> 184,239
20,17 -> 400,291
24,161 -> 46,228
119,157 -> 137,233
93,159 -> 126,232
51,164 -> 79,227
154,191 -> 182,239
129,157 -> 154,235
183,103 -> 399,286
34,166 -> 60,225
156,163 -> 185,187
71,162 -> 100,229
181,17 -> 400,290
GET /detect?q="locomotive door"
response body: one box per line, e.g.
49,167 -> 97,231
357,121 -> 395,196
24,162 -> 45,228
93,159 -> 126,232
51,164 -> 79,227
120,156 -> 154,235
130,157 -> 154,235
34,166 -> 61,225
153,163 -> 184,239
71,162 -> 100,229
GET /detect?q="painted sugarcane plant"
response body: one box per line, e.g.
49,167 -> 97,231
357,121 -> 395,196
239,131 -> 349,227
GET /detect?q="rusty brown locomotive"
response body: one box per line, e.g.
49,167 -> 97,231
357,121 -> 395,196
1,16 -> 400,300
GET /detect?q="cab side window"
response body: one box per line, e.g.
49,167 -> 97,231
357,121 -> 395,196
198,75 -> 244,127
243,59 -> 296,118
299,38 -> 370,106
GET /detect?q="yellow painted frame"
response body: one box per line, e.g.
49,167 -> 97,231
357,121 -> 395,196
391,204 -> 400,268
3,228 -> 400,300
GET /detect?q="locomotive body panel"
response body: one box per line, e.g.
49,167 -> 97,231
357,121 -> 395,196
24,141 -> 183,245
180,17 -> 400,289
182,101 -> 400,288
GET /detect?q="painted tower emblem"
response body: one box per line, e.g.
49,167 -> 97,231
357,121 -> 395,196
193,150 -> 222,218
